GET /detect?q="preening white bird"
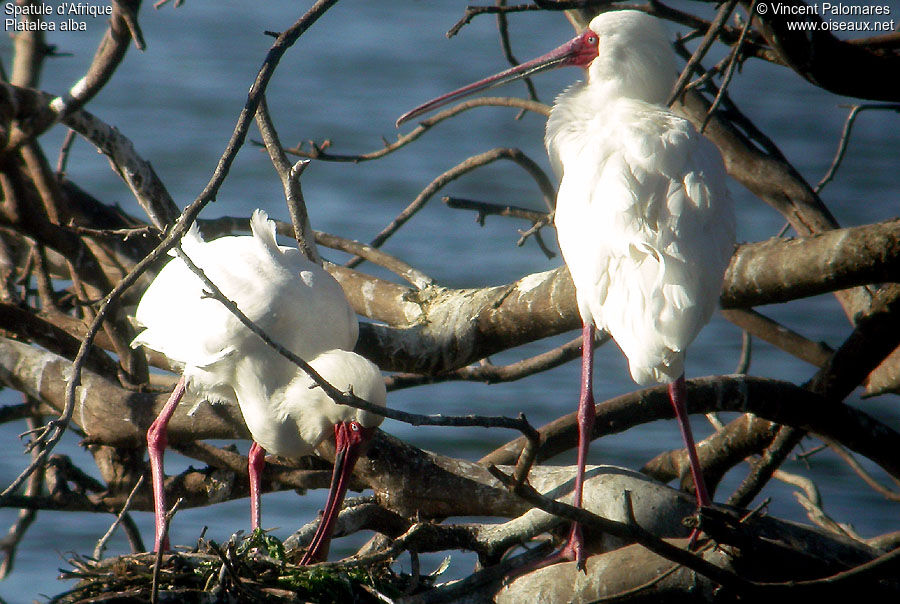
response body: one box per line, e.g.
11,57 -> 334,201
398,10 -> 735,565
132,209 -> 386,564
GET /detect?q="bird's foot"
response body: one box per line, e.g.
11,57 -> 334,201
299,546 -> 325,566
685,504 -> 711,551
555,522 -> 588,571
505,523 -> 587,583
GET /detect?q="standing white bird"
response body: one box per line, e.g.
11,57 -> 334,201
132,209 -> 386,564
398,10 -> 735,565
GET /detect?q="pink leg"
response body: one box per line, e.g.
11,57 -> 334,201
559,322 -> 596,569
512,323 -> 596,576
248,442 -> 266,531
573,323 -> 596,511
667,375 -> 711,507
147,375 -> 187,552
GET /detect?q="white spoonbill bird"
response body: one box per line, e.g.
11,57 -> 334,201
398,10 -> 735,564
132,209 -> 386,563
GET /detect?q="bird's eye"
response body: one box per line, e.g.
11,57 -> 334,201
350,421 -> 361,432
587,35 -> 598,45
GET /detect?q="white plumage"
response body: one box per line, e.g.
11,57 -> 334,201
133,210 -> 359,411
132,209 -> 385,561
399,10 -> 735,565
232,348 -> 385,459
548,13 -> 735,384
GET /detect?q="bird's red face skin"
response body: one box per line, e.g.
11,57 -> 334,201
340,420 -> 375,451
299,420 -> 375,564
568,30 -> 600,69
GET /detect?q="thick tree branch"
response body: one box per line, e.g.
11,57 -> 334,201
751,0 -> 900,102
479,375 -> 900,482
721,218 -> 900,308
338,218 -> 900,373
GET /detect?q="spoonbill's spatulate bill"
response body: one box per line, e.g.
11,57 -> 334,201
399,10 -> 735,566
132,210 -> 386,563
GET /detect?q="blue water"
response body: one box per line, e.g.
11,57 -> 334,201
1,1 -> 899,599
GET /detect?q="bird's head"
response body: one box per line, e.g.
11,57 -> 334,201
310,349 -> 386,438
582,11 -> 676,105
396,10 -> 677,126
298,350 -> 386,564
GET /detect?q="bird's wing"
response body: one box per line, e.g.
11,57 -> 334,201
246,210 -> 360,354
131,251 -> 240,368
133,210 -> 361,405
556,106 -> 735,384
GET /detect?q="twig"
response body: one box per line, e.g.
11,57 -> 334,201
822,437 -> 900,501
93,475 -> 144,560
447,4 -> 539,38
114,0 -> 146,50
309,522 -> 432,571
774,468 -> 822,509
255,95 -> 319,263
782,469 -> 863,540
314,232 -> 434,289
680,54 -> 728,95
348,147 -> 555,268
0,412 -> 44,580
66,223 -> 161,241
728,425 -> 801,508
721,309 -> 833,369
443,196 -> 554,257
287,97 -> 549,162
30,245 -> 58,311
151,497 -> 183,604
443,196 -> 549,226
701,1 -> 758,132
517,221 -> 556,259
815,104 -> 900,193
494,0 -> 541,115
790,541 -> 900,587
734,329 -> 752,374
56,130 -> 77,174
532,0 -> 612,8
386,334 -> 590,391
670,41 -> 787,162
286,160 -> 316,258
667,0 -> 739,106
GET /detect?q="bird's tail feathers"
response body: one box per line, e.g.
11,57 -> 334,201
250,209 -> 281,255
175,220 -> 206,257
628,347 -> 684,385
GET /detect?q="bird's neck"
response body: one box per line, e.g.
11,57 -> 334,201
546,82 -> 624,154
565,74 -> 673,114
231,355 -> 296,416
